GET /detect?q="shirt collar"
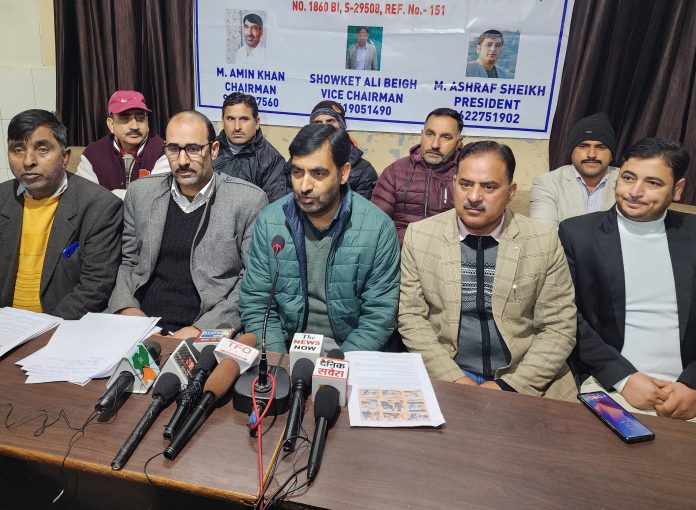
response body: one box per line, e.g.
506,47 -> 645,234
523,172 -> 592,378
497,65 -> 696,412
17,172 -> 68,198
113,134 -> 149,157
170,174 -> 215,212
574,167 -> 609,189
457,213 -> 504,242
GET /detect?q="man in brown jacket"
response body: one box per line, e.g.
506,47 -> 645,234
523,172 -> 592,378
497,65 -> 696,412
399,140 -> 577,400
372,108 -> 463,245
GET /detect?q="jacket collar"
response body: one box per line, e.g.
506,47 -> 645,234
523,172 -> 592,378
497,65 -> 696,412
216,128 -> 264,156
409,144 -> 460,174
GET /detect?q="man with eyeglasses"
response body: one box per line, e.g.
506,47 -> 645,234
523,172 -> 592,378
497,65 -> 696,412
108,110 -> 268,338
77,90 -> 170,199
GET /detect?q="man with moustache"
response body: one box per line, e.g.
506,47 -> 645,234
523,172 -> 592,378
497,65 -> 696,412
530,113 -> 619,226
372,108 -> 463,245
466,30 -> 511,79
77,90 -> 169,199
0,109 -> 122,319
240,123 -> 400,353
235,13 -> 265,65
559,138 -> 696,421
214,92 -> 286,202
108,110 -> 267,338
399,141 -> 577,400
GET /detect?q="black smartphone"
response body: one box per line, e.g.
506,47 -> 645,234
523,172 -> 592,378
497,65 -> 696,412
578,391 -> 655,443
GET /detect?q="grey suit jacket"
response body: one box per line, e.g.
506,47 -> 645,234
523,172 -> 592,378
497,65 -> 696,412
465,60 -> 512,79
0,173 -> 123,319
346,42 -> 378,70
399,209 -> 577,400
529,165 -> 618,227
107,172 -> 268,330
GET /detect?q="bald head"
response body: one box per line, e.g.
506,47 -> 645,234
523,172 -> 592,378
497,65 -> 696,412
164,110 -> 219,200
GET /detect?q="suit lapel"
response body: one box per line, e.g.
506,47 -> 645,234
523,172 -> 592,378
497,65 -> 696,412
598,208 -> 626,341
41,182 -> 78,295
441,212 -> 462,345
0,184 -> 24,304
562,166 -> 587,214
148,177 -> 172,270
665,211 -> 693,343
601,168 -> 618,210
493,210 -> 520,315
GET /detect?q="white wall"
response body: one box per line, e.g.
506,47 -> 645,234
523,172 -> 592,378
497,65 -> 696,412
0,0 -> 56,182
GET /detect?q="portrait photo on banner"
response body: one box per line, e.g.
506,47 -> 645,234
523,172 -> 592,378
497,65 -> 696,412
465,29 -> 520,79
227,9 -> 267,65
345,25 -> 383,72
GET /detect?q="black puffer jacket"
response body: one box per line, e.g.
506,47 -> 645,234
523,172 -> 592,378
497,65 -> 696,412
214,128 -> 286,202
283,145 -> 378,200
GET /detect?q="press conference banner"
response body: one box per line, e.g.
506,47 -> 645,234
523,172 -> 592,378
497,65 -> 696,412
194,0 -> 574,138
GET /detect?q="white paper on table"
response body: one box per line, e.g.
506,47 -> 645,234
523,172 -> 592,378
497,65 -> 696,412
345,351 -> 445,428
17,313 -> 161,385
0,307 -> 62,358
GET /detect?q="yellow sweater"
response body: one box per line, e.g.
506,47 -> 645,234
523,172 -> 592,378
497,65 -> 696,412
13,195 -> 61,312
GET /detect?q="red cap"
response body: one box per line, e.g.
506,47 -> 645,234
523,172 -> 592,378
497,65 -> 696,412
108,90 -> 151,114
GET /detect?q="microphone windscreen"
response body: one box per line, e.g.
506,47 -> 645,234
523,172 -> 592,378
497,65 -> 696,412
144,340 -> 162,364
184,337 -> 201,357
237,332 -> 257,347
193,345 -> 218,372
314,386 -> 339,421
271,235 -> 285,251
153,372 -> 182,400
218,323 -> 233,330
292,358 -> 314,386
326,348 -> 344,360
203,359 -> 240,399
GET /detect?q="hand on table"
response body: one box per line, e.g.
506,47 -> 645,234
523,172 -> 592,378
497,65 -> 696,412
620,372 -> 670,410
479,381 -> 502,391
454,375 -> 478,386
655,382 -> 696,420
118,307 -> 147,317
171,326 -> 201,340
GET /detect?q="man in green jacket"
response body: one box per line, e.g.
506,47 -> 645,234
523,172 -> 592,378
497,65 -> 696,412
240,123 -> 400,353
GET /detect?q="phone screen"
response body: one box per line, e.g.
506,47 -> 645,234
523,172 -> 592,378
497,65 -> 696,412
578,391 -> 655,442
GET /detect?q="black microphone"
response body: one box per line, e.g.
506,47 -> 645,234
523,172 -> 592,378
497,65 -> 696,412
95,341 -> 162,414
326,348 -> 344,360
164,359 -> 240,460
307,385 -> 340,482
111,373 -> 180,470
282,358 -> 314,452
162,345 -> 217,439
259,235 -> 286,389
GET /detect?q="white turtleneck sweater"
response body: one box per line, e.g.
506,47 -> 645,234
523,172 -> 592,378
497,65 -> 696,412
613,209 -> 682,391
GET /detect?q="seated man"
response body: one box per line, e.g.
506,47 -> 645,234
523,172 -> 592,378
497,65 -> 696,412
530,113 -> 618,226
400,141 -> 577,400
240,123 -> 400,353
0,109 -> 123,318
77,90 -> 169,199
559,137 -> 696,421
213,92 -> 286,202
372,108 -> 463,245
283,100 -> 378,199
108,111 -> 267,338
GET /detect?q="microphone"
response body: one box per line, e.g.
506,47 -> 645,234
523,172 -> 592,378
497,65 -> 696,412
95,341 -> 161,414
307,385 -> 340,482
233,237 -> 291,417
162,345 -> 218,439
163,358 -> 240,460
326,348 -> 344,359
282,358 -> 314,452
111,372 -> 180,470
259,235 -> 286,388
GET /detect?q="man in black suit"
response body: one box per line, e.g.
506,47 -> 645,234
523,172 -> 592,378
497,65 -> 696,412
559,137 -> 696,421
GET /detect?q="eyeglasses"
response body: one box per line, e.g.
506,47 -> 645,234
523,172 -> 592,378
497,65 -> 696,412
163,142 -> 212,158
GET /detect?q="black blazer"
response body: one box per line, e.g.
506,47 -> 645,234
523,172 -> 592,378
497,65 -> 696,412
0,173 -> 123,319
558,207 -> 696,389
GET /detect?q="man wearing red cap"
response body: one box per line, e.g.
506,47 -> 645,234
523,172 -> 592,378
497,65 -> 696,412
77,90 -> 169,199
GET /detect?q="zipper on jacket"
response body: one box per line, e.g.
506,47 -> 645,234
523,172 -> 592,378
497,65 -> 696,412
424,168 -> 432,218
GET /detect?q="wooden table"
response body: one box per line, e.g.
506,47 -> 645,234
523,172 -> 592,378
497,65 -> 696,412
0,332 -> 286,509
276,378 -> 696,510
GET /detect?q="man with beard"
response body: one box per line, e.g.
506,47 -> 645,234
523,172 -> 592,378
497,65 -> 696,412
108,111 -> 267,338
240,123 -> 400,353
372,108 -> 463,245
530,113 -> 619,226
235,13 -> 265,65
466,30 -> 511,79
399,141 -> 577,400
77,90 -> 169,199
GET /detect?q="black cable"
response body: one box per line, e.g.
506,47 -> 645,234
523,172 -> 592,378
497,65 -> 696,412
253,435 -> 311,510
143,451 -> 165,486
265,466 -> 308,509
